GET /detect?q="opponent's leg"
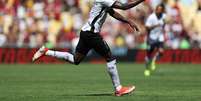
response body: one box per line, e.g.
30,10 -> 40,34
145,47 -> 154,69
144,44 -> 155,76
151,42 -> 164,71
152,47 -> 164,63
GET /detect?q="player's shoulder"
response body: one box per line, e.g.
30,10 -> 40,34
150,13 -> 156,18
162,13 -> 167,19
147,13 -> 156,20
95,0 -> 105,3
95,0 -> 115,3
94,0 -> 116,8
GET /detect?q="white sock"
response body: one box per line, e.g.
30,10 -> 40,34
106,60 -> 121,90
45,50 -> 74,63
145,56 -> 151,69
153,52 -> 160,62
116,85 -> 122,91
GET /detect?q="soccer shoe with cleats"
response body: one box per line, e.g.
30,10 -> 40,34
144,69 -> 151,77
32,46 -> 48,62
145,58 -> 151,70
151,60 -> 156,71
115,86 -> 136,96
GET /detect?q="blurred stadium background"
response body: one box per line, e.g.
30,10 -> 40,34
0,0 -> 201,101
0,0 -> 201,63
0,0 -> 201,48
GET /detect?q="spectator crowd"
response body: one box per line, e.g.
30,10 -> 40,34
0,0 -> 201,49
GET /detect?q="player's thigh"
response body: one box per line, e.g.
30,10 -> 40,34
74,37 -> 91,64
157,42 -> 164,53
92,38 -> 113,61
147,43 -> 156,53
73,52 -> 86,65
147,39 -> 157,52
76,31 -> 91,55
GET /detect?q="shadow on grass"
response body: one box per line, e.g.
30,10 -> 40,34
61,93 -> 113,97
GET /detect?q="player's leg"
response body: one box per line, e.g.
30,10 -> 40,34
92,39 -> 121,90
45,49 -> 75,63
32,31 -> 90,65
32,46 -> 88,65
144,42 -> 155,76
102,51 -> 135,96
145,44 -> 155,69
145,39 -> 156,68
152,42 -> 164,64
91,35 -> 135,96
103,51 -> 122,90
150,35 -> 165,70
45,50 -> 86,65
149,44 -> 163,71
72,31 -> 92,65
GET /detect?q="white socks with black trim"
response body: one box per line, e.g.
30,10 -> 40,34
46,50 -> 121,90
106,59 -> 121,90
45,50 -> 74,63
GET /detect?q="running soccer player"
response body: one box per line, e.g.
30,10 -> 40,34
32,0 -> 145,96
144,4 -> 166,76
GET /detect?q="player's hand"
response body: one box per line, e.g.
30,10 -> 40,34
154,23 -> 163,28
128,20 -> 139,32
128,20 -> 140,35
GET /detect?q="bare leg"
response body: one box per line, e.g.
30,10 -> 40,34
152,47 -> 164,62
145,45 -> 155,69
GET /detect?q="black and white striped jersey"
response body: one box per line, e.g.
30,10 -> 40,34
82,0 -> 116,33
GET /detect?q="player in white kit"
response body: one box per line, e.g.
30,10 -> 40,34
32,0 -> 145,96
144,4 -> 166,76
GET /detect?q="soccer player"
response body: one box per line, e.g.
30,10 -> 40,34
144,4 -> 166,76
32,0 -> 145,96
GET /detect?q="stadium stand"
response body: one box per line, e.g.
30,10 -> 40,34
0,0 -> 201,49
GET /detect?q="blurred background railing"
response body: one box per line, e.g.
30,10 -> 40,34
0,0 -> 201,64
0,0 -> 201,49
0,48 -> 201,64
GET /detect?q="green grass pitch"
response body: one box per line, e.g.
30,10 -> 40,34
0,63 -> 201,101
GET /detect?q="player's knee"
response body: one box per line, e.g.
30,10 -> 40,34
158,49 -> 164,57
148,47 -> 154,53
74,61 -> 80,65
159,48 -> 164,54
106,56 -> 116,62
74,58 -> 81,65
103,52 -> 115,62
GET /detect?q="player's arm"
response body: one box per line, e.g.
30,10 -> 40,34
112,0 -> 145,10
146,24 -> 161,31
108,8 -> 139,31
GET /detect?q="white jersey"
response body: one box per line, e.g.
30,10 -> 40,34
145,13 -> 166,42
81,0 -> 116,33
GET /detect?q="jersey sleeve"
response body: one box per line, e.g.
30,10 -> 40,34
145,16 -> 154,27
162,14 -> 167,19
100,0 -> 116,7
